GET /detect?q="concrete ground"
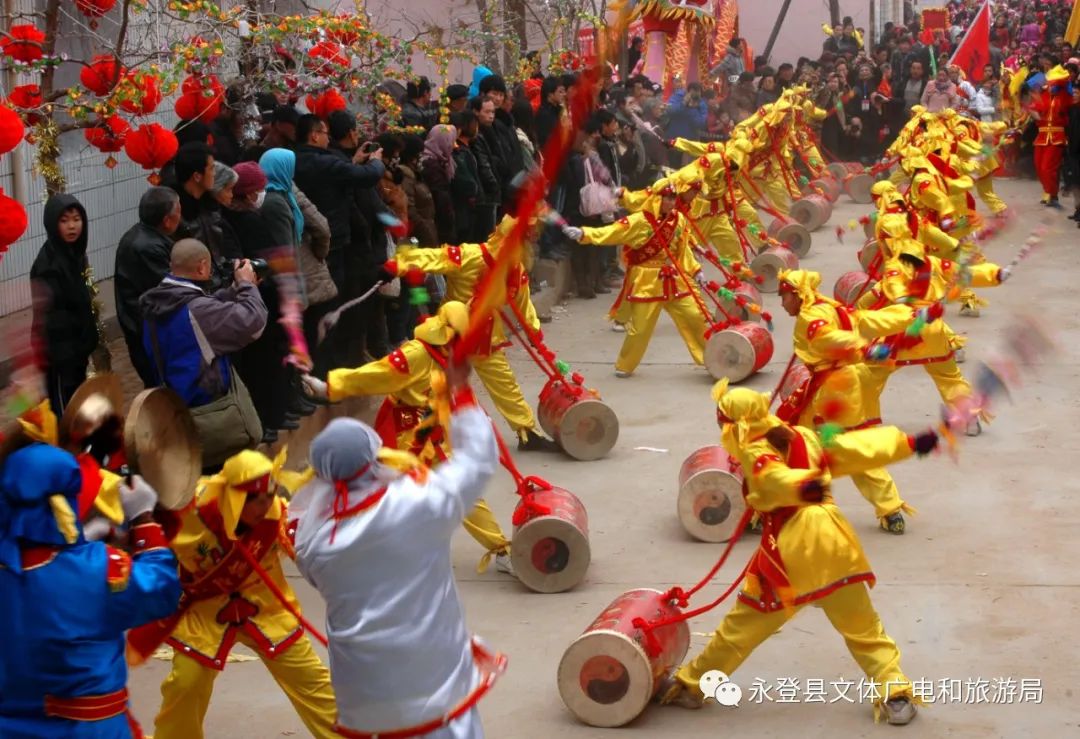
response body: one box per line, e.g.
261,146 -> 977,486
121,177 -> 1077,738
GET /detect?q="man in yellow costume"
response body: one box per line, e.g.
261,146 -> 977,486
659,137 -> 756,261
301,302 -> 514,574
658,382 -> 940,725
382,215 -> 560,453
774,269 -> 915,533
949,112 -> 1009,217
127,450 -> 338,739
563,181 -> 709,377
857,237 -> 1010,437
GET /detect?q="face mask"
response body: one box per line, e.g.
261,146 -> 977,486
253,190 -> 266,209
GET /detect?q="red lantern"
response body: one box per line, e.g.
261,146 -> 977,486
0,24 -> 46,64
119,72 -> 162,116
0,188 -> 29,251
305,89 -> 348,120
307,41 -> 350,74
85,115 -> 130,153
75,0 -> 116,27
0,104 -> 25,155
124,123 -> 179,183
80,55 -> 126,96
180,73 -> 223,98
6,84 -> 43,125
174,92 -> 222,123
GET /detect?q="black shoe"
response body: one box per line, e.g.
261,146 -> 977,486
518,429 -> 561,453
1069,209 -> 1080,221
880,511 -> 905,534
260,429 -> 279,445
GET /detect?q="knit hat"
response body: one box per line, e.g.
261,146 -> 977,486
232,161 -> 268,197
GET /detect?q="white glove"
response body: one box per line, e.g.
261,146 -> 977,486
998,266 -> 1011,282
83,517 -> 113,542
694,271 -> 707,288
612,186 -> 624,199
562,226 -> 584,241
120,475 -> 158,521
302,374 -> 329,400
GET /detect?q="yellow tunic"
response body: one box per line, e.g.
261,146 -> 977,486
166,493 -> 300,668
391,242 -> 539,353
865,256 -> 1002,361
580,210 -> 703,302
723,424 -> 914,608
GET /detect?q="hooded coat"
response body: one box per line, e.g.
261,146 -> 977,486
30,194 -> 98,374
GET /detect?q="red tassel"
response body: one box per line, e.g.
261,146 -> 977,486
663,586 -> 690,607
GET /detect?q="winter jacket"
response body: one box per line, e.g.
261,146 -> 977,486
294,186 -> 336,306
469,135 -> 501,207
114,222 -> 173,351
400,100 -> 438,132
171,187 -> 235,289
400,164 -> 438,247
140,276 -> 267,406
921,81 -> 960,113
293,144 -> 385,254
536,102 -> 564,149
666,89 -> 708,141
451,143 -> 482,245
421,158 -> 456,245
30,194 -> 98,372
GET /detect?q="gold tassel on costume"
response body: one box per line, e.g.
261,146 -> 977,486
49,494 -> 79,544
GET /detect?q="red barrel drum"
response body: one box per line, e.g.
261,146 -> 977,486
806,176 -> 841,202
750,245 -> 799,293
537,379 -> 619,461
676,445 -> 747,543
704,322 -> 774,382
790,194 -> 833,232
777,360 -> 812,405
828,161 -> 864,180
858,238 -> 882,275
833,270 -> 874,306
511,483 -> 590,593
715,279 -> 763,324
557,588 -> 690,727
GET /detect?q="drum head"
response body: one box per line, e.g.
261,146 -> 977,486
858,240 -> 881,273
750,251 -> 785,293
124,388 -> 201,510
558,629 -> 655,727
846,173 -> 875,204
677,468 -> 747,542
512,515 -> 591,593
556,398 -> 619,461
704,330 -> 755,382
58,373 -> 124,447
777,222 -> 812,257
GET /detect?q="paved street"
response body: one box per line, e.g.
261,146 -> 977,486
126,178 -> 1078,738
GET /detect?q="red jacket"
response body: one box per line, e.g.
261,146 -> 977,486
1033,86 -> 1072,146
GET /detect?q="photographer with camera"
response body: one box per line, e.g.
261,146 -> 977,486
139,238 -> 268,469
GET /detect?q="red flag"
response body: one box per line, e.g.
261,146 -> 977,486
949,1 -> 992,83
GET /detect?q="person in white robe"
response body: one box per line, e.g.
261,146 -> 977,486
292,365 -> 505,738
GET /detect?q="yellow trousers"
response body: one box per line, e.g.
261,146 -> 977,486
473,349 -> 536,439
153,633 -> 337,739
861,359 -> 973,416
798,369 -> 907,521
975,176 -> 1008,215
676,583 -> 913,705
734,198 -> 766,250
616,296 -> 707,374
695,213 -> 744,262
759,174 -> 792,216
464,497 -> 511,571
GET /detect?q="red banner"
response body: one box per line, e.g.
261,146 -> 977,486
949,1 -> 991,84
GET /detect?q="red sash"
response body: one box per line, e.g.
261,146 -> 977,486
630,212 -> 678,266
740,429 -> 815,612
776,304 -> 853,424
125,501 -> 284,664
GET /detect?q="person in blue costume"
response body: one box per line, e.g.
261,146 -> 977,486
0,442 -> 182,738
